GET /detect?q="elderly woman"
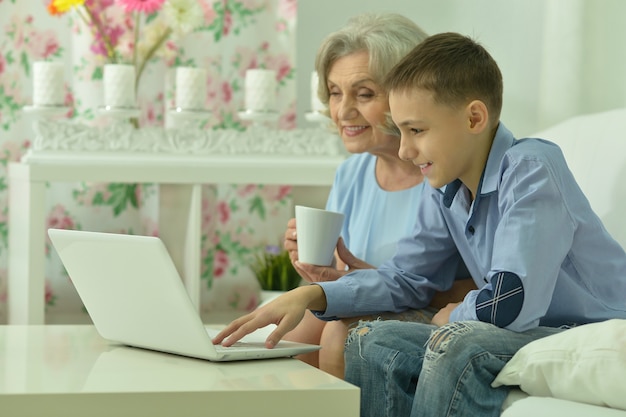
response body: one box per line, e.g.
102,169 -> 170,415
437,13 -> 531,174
281,12 -> 476,378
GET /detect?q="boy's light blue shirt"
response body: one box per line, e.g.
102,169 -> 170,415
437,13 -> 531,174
326,152 -> 424,267
316,123 -> 626,332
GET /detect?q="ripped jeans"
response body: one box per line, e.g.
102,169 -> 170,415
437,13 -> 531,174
344,320 -> 562,417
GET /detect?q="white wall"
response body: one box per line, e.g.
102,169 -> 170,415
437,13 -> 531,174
296,0 -> 626,136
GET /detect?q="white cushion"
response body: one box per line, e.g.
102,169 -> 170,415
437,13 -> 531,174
530,108 -> 626,249
492,319 -> 626,411
502,397 -> 626,417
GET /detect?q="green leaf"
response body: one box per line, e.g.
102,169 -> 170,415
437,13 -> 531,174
249,195 -> 266,220
20,51 -> 30,76
92,65 -> 104,81
105,184 -> 139,217
250,248 -> 301,291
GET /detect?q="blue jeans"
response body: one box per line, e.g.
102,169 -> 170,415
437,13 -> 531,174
344,320 -> 563,417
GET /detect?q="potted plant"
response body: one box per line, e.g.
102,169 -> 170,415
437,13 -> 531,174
251,244 -> 302,292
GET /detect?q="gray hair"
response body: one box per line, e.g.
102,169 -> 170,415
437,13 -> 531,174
314,12 -> 428,118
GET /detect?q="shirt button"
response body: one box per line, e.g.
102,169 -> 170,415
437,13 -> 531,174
468,225 -> 475,234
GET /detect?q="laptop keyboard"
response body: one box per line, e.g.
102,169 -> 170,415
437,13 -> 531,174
206,328 -> 267,350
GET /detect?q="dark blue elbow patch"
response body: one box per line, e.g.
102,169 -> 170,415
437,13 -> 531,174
475,271 -> 524,327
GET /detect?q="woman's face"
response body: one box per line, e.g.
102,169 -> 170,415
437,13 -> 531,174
327,51 -> 398,155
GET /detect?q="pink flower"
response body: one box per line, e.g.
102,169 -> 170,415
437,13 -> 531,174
105,0 -> 116,6
276,185 -> 292,200
264,54 -> 292,82
201,198 -> 217,235
279,108 -> 297,130
221,81 -> 232,103
0,141 -> 27,164
278,0 -> 297,20
46,204 -> 76,230
64,90 -> 74,105
237,184 -> 257,197
74,184 -> 111,206
222,9 -> 232,35
45,280 -> 56,305
25,30 -> 60,59
231,47 -> 259,78
260,185 -> 292,202
275,21 -> 286,32
118,0 -> 166,14
202,4 -> 217,24
86,0 -> 115,9
217,201 -> 230,223
213,250 -> 229,278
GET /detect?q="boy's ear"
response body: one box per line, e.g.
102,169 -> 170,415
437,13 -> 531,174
467,100 -> 489,132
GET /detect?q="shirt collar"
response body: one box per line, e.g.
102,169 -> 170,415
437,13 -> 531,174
442,123 -> 516,208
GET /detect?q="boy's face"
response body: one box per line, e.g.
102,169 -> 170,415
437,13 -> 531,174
389,88 -> 482,191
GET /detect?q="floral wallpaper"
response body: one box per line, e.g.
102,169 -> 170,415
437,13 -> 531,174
0,0 -> 298,323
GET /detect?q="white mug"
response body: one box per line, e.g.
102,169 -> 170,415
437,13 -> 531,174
295,205 -> 344,266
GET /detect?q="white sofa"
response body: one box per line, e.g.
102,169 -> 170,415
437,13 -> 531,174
496,108 -> 626,416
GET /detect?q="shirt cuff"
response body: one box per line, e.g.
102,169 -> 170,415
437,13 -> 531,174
311,280 -> 353,320
449,290 -> 479,322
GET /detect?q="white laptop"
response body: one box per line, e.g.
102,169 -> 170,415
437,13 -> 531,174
48,228 -> 320,362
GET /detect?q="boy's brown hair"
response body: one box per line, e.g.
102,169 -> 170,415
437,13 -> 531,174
383,32 -> 503,125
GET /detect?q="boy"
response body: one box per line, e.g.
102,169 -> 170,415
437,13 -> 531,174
214,33 -> 626,416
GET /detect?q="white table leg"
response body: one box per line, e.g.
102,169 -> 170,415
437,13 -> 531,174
158,184 -> 202,311
8,163 -> 46,324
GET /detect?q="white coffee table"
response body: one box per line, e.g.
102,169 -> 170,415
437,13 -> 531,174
0,325 -> 359,417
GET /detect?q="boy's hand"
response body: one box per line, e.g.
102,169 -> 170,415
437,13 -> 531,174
212,285 -> 326,349
431,302 -> 461,327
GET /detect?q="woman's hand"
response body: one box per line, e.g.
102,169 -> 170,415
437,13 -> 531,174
296,237 -> 375,282
284,217 -> 302,263
212,285 -> 327,349
284,217 -> 375,282
284,217 -> 338,282
431,302 -> 461,327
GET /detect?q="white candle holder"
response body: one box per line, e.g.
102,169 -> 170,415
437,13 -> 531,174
26,61 -> 71,119
175,66 -> 207,111
304,110 -> 330,125
168,107 -> 212,129
238,109 -> 280,128
310,71 -> 325,113
97,106 -> 141,119
244,69 -> 277,112
23,105 -> 71,119
103,64 -> 139,111
32,61 -> 65,107
303,71 -> 330,127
